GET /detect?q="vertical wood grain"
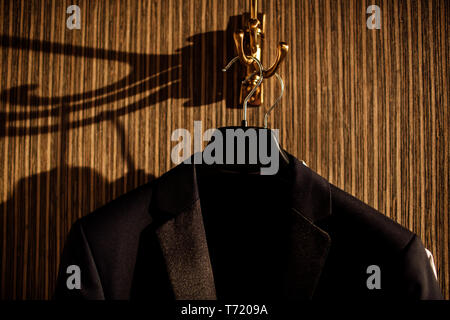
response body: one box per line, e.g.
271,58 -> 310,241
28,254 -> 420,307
0,0 -> 448,299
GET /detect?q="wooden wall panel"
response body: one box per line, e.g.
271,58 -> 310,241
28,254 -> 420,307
0,0 -> 448,299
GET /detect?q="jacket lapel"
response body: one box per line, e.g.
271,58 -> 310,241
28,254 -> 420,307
151,153 -> 332,300
282,155 -> 333,298
155,199 -> 217,299
152,163 -> 216,299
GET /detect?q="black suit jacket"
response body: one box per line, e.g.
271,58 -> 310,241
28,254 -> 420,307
54,154 -> 443,300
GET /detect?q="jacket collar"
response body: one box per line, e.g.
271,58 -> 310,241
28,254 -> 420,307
152,152 -> 332,299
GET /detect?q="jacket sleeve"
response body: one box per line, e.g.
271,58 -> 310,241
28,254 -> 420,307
399,235 -> 443,299
53,220 -> 105,299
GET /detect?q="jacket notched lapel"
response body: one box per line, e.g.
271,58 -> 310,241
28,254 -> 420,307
283,155 -> 333,298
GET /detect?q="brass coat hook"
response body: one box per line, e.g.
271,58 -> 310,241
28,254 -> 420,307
233,0 -> 289,106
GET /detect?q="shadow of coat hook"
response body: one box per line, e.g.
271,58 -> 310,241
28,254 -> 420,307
0,15 -> 248,137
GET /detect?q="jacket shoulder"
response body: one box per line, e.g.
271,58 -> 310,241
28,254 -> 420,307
328,184 -> 414,252
77,180 -> 156,238
59,180 -> 157,299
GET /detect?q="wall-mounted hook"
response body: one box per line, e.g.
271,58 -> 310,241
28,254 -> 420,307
233,0 -> 289,106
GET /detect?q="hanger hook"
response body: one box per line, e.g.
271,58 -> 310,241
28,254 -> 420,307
223,56 -> 263,126
263,72 -> 284,128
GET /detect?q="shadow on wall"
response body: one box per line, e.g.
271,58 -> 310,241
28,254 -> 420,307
0,15 -> 244,137
0,16 -> 247,298
0,166 -> 155,299
0,105 -> 156,298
